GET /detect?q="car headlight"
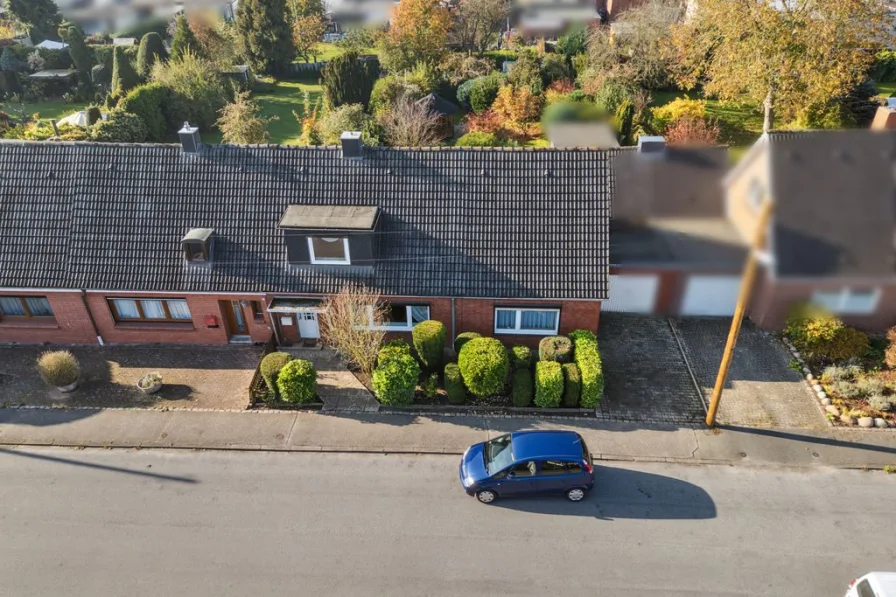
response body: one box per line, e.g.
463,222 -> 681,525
464,476 -> 476,487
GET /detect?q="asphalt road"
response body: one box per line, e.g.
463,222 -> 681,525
0,447 -> 893,597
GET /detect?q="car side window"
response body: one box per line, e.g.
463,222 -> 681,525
566,462 -> 583,474
510,461 -> 536,477
538,460 -> 569,476
856,580 -> 877,597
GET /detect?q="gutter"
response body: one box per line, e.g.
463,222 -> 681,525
79,290 -> 104,346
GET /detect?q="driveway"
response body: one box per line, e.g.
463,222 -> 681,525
673,318 -> 826,428
597,314 -> 706,426
0,345 -> 261,410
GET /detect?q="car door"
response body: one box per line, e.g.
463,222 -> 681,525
498,461 -> 539,497
536,460 -> 578,494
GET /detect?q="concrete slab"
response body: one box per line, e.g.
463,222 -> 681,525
157,411 -> 296,450
0,408 -> 170,447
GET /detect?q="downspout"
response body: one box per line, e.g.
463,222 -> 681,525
80,290 -> 104,345
450,298 -> 456,345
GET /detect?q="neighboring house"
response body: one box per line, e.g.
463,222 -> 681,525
0,129 -> 613,347
609,138 -> 747,316
724,129 -> 896,331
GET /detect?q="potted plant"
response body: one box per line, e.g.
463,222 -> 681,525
137,372 -> 163,394
36,350 -> 80,392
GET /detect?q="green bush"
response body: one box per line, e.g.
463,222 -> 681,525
562,363 -> 581,407
276,359 -> 317,404
86,105 -> 102,125
445,362 -> 466,404
509,345 -> 532,369
569,329 -> 603,407
453,332 -> 481,355
512,369 -> 533,407
260,352 -> 292,396
534,361 -> 563,408
118,83 -> 170,142
468,73 -> 504,113
455,131 -> 502,147
412,320 -> 446,372
136,32 -> 168,78
784,304 -> 870,365
593,79 -> 635,114
378,338 -> 413,366
481,49 -> 518,70
111,45 -> 140,97
507,50 -> 544,94
37,350 -> 80,387
538,336 -> 573,363
372,351 -> 421,405
90,110 -> 148,142
458,337 -> 509,397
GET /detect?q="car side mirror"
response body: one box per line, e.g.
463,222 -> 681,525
506,472 -> 515,479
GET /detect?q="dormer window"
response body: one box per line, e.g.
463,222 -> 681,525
308,237 -> 351,264
182,228 -> 214,265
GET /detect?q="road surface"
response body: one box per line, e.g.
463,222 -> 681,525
0,447 -> 893,597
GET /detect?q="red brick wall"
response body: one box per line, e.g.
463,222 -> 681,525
0,291 -> 97,344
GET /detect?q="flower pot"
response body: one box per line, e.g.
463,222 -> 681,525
56,380 -> 79,393
137,373 -> 163,395
139,382 -> 163,395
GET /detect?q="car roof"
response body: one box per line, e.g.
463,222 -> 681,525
510,430 -> 584,461
865,572 -> 896,595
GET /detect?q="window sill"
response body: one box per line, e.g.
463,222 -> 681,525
113,322 -> 196,331
0,320 -> 59,329
495,330 -> 559,336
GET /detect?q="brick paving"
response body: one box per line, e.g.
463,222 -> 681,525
0,345 -> 260,410
281,347 -> 379,412
597,314 -> 706,426
673,318 -> 826,429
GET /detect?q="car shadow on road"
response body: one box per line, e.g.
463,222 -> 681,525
490,465 -> 716,520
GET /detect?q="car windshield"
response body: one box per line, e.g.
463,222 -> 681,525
484,434 -> 514,475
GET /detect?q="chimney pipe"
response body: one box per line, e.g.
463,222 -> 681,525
340,131 -> 363,159
637,135 -> 666,157
178,122 -> 202,153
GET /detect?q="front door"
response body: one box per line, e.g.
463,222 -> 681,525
221,300 -> 248,338
297,312 -> 320,339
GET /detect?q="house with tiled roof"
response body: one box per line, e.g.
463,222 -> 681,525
0,128 -> 615,347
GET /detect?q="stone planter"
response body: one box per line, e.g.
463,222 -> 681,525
137,373 -> 163,395
56,380 -> 79,393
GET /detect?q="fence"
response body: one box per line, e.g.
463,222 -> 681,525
247,334 -> 278,406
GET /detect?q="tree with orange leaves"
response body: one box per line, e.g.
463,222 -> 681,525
380,0 -> 452,72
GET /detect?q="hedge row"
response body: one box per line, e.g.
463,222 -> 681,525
534,361 -> 563,407
569,329 -> 604,407
412,320 -> 446,372
372,338 -> 420,405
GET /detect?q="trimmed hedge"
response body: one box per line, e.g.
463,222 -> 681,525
260,352 -> 292,398
372,350 -> 421,405
118,83 -> 170,142
562,363 -> 581,407
512,369 -> 533,407
445,362 -> 466,404
276,359 -> 317,404
538,336 -> 573,363
458,337 -> 509,397
412,320 -> 446,372
534,361 -> 563,408
509,345 -> 532,370
569,329 -> 604,408
453,332 -> 481,355
378,338 -> 412,365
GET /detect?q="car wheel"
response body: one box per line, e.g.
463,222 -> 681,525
476,490 -> 497,504
566,488 -> 586,502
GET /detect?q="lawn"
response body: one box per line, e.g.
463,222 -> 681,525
6,98 -> 88,122
650,89 -> 764,151
204,77 -> 323,145
298,42 -> 380,64
876,80 -> 896,97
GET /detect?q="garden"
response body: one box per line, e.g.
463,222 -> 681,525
782,305 -> 896,429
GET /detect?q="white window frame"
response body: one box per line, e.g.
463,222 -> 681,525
359,304 -> 430,331
493,308 -> 560,336
811,288 -> 881,315
307,236 -> 351,265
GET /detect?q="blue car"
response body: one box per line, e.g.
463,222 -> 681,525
459,430 -> 595,504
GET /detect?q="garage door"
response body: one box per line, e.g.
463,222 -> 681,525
681,275 -> 742,316
605,275 -> 659,313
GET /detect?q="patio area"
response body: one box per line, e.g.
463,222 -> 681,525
0,345 -> 262,410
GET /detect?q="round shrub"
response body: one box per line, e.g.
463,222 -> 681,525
512,369 -> 533,407
538,336 -> 573,363
260,352 -> 292,397
468,73 -> 503,113
534,361 -> 563,408
412,320 -> 446,372
456,78 -> 476,108
458,337 -> 509,397
509,345 -> 532,370
378,338 -> 412,366
276,359 -> 317,404
453,332 -> 482,355
118,83 -> 171,142
372,351 -> 421,405
562,363 -> 581,407
37,350 -> 80,387
445,362 -> 466,405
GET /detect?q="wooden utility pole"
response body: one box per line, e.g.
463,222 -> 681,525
705,199 -> 773,427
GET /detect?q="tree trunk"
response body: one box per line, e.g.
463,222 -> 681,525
762,88 -> 775,133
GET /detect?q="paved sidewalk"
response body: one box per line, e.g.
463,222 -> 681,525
1,408 -> 894,469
